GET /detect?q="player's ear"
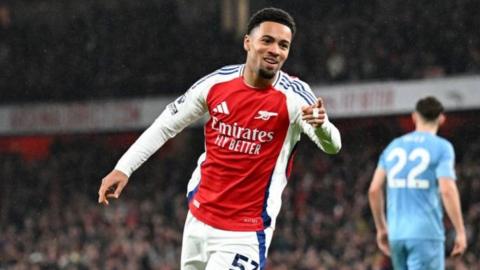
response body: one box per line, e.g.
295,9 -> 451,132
411,112 -> 418,124
244,34 -> 251,51
438,113 -> 446,126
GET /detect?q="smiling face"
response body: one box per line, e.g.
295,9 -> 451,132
244,21 -> 292,81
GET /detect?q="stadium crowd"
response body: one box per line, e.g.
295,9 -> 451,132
1,118 -> 479,270
0,0 -> 479,102
1,0 -> 480,269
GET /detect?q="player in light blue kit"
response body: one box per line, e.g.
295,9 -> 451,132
368,96 -> 467,269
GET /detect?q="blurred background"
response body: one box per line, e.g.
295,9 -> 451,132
0,0 -> 479,269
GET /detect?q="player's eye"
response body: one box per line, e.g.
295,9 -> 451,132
261,36 -> 274,43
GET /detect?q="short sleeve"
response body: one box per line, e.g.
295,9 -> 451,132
436,141 -> 456,180
377,149 -> 387,170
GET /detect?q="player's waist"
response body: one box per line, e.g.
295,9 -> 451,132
389,234 -> 445,241
189,204 -> 268,231
388,221 -> 445,240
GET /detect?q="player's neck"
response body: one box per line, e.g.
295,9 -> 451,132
415,124 -> 438,134
243,67 -> 276,89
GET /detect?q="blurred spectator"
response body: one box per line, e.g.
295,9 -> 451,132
0,2 -> 10,28
0,0 -> 479,103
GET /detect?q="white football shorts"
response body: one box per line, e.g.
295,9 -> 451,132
180,211 -> 274,270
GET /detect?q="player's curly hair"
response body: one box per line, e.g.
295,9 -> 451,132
247,7 -> 296,37
416,96 -> 444,121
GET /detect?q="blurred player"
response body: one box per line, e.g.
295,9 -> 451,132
368,96 -> 467,269
98,7 -> 341,270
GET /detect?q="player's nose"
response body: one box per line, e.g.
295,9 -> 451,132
267,44 -> 280,56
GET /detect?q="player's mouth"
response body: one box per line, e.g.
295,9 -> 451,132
263,57 -> 279,69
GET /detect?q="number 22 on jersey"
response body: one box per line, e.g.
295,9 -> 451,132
387,147 -> 430,189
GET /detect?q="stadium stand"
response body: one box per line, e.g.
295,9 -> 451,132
0,0 -> 479,102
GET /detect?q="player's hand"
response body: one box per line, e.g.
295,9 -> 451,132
302,97 -> 326,128
450,231 -> 467,257
98,169 -> 129,205
376,229 -> 391,256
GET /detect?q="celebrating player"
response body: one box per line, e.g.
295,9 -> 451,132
368,96 -> 467,269
98,7 -> 341,269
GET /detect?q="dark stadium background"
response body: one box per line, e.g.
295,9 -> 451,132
1,0 -> 479,269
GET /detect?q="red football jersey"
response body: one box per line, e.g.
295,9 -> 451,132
116,64 -> 341,231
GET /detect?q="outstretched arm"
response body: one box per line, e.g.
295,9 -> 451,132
98,89 -> 208,205
368,167 -> 390,256
300,97 -> 341,154
439,178 -> 467,257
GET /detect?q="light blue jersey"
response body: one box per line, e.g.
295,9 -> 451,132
378,131 -> 456,241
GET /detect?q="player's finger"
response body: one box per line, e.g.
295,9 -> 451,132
450,244 -> 464,257
302,109 -> 326,120
301,105 -> 311,113
384,245 -> 391,256
303,118 -> 326,125
305,115 -> 326,122
316,97 -> 323,109
452,245 -> 462,257
378,245 -> 388,256
379,241 -> 390,256
450,248 -> 460,257
98,186 -> 106,203
98,180 -> 111,204
98,192 -> 109,205
98,194 -> 109,205
113,180 -> 127,198
302,108 -> 325,116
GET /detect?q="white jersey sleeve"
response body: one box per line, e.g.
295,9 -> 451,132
115,80 -> 210,177
114,65 -> 243,177
285,78 -> 341,154
299,113 -> 342,154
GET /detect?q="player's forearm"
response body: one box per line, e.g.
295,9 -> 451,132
369,189 -> 387,232
115,113 -> 175,177
441,185 -> 466,234
314,120 -> 342,154
115,90 -> 207,177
